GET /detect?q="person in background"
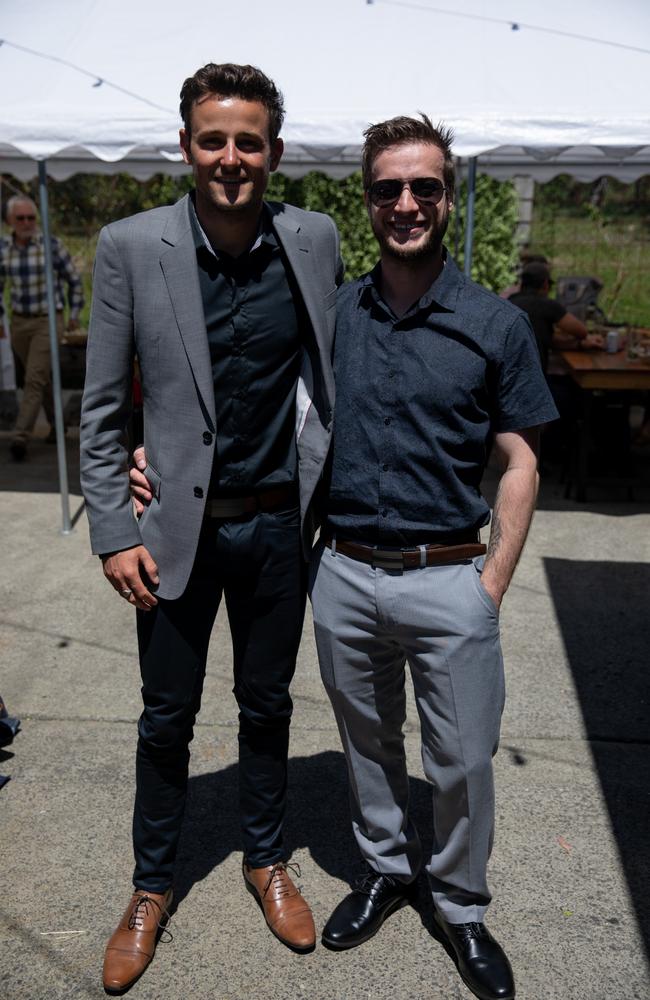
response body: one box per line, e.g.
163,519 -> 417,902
499,251 -> 549,300
508,261 -> 604,466
508,261 -> 602,372
0,195 -> 84,461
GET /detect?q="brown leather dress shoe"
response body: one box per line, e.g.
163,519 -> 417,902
102,888 -> 173,992
243,860 -> 316,951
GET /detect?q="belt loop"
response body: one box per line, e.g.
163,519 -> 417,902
331,533 -> 337,557
418,544 -> 427,568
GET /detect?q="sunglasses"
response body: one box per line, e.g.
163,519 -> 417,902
15,214 -> 36,221
367,177 -> 447,207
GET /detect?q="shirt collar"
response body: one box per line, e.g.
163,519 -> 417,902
189,193 -> 277,258
358,247 -> 462,314
11,231 -> 42,250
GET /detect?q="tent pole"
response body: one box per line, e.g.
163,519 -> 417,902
453,156 -> 461,258
463,156 -> 477,277
38,160 -> 72,535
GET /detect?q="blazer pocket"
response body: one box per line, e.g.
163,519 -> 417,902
323,288 -> 338,310
144,462 -> 162,501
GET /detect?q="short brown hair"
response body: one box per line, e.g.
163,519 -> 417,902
179,63 -> 285,142
362,114 -> 455,200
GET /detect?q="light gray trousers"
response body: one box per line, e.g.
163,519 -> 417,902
309,540 -> 505,924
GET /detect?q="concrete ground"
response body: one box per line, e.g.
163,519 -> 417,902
1,426 -> 649,1000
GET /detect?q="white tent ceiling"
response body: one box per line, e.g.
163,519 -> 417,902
1,0 -> 649,182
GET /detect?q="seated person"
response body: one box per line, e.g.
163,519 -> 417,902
508,262 -> 602,371
509,262 -> 604,465
499,251 -> 549,300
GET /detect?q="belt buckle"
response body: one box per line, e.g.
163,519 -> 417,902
371,548 -> 404,572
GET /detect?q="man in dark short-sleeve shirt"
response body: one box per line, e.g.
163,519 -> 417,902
310,115 -> 557,1000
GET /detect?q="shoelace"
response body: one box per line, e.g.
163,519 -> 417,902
127,893 -> 172,936
262,862 -> 302,898
353,869 -> 399,897
455,921 -> 489,943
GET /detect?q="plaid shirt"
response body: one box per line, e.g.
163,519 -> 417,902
0,231 -> 84,321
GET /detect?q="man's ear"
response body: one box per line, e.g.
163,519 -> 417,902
179,129 -> 192,165
270,137 -> 284,173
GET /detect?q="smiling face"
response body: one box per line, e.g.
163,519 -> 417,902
179,95 -> 283,219
8,198 -> 38,245
365,142 -> 452,263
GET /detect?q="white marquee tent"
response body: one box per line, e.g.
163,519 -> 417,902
2,0 -> 649,181
1,0 -> 649,528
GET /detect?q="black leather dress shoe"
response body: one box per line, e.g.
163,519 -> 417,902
322,868 -> 417,949
433,911 -> 515,1000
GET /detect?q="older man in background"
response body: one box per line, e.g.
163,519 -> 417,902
0,194 -> 84,460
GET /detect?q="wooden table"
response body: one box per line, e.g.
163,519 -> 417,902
558,348 -> 650,500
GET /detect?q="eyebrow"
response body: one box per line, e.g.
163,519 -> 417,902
195,129 -> 264,141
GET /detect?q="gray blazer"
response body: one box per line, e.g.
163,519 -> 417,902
80,195 -> 342,600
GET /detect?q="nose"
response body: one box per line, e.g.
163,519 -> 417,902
394,183 -> 419,212
221,139 -> 241,170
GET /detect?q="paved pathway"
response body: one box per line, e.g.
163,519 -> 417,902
1,432 -> 649,999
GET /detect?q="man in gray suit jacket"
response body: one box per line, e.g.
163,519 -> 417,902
80,63 -> 341,992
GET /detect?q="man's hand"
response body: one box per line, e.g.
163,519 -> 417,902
67,317 -> 80,332
101,545 -> 159,611
583,332 -> 604,350
129,445 -> 152,516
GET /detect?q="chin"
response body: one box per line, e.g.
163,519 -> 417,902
212,196 -> 251,213
385,236 -> 442,262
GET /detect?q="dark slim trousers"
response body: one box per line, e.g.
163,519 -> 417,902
132,505 -> 306,891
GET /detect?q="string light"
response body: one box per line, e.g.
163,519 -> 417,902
367,1 -> 650,56
0,38 -> 175,113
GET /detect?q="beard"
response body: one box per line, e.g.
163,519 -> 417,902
372,208 -> 450,264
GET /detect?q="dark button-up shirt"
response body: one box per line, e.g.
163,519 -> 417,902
326,253 -> 558,544
190,202 -> 303,495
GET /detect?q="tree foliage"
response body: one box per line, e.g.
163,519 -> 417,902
453,175 -> 519,291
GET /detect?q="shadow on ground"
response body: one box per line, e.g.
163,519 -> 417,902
0,431 -> 81,495
177,750 -> 440,930
545,558 -> 650,960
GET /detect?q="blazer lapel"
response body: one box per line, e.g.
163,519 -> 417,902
271,211 -> 328,351
159,198 -> 216,429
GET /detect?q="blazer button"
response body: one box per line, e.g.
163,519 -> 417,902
193,486 -> 204,498
203,432 -> 213,445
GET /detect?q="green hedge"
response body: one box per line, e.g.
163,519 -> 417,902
15,168 -> 518,295
268,170 -> 519,290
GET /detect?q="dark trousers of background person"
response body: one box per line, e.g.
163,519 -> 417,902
132,504 -> 306,891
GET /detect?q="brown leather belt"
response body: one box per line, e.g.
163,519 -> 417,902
323,534 -> 486,570
207,484 -> 298,519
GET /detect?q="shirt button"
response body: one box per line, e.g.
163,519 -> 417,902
203,432 -> 213,445
388,371 -> 395,379
384,417 -> 391,426
382,464 -> 389,471
193,486 -> 203,498
381,509 -> 388,517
